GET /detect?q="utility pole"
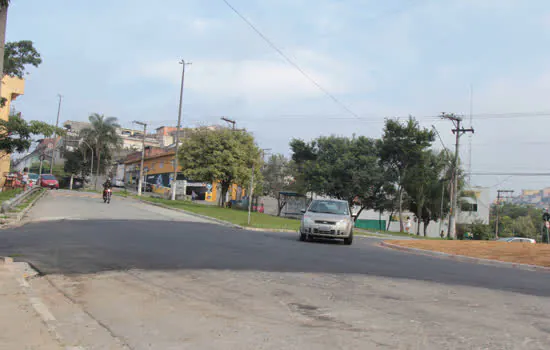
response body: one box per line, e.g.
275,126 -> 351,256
51,94 -> 63,173
495,190 -> 514,239
221,117 -> 236,130
171,59 -> 191,201
441,113 -> 474,239
134,121 -> 147,196
247,148 -> 270,225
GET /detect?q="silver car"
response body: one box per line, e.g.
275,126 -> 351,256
299,199 -> 355,245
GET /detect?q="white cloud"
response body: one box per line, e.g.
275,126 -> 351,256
135,50 -> 355,103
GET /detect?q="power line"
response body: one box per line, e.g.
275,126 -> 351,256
220,0 -> 360,119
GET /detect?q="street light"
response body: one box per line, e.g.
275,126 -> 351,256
134,121 -> 147,196
81,140 -> 94,190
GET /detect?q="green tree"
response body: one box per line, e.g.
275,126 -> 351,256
80,114 -> 121,182
0,111 -> 64,156
262,153 -> 290,197
290,135 -> 382,218
3,40 -> 42,78
377,117 -> 435,232
404,150 -> 453,236
64,148 -> 91,178
178,127 -> 262,206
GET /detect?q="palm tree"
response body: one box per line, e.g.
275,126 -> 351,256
0,0 -> 10,99
80,113 -> 121,189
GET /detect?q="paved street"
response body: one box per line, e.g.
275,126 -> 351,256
1,190 -> 550,349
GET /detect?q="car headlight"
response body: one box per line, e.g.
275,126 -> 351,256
336,219 -> 350,229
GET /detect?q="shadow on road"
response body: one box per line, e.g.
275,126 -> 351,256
2,219 -> 550,297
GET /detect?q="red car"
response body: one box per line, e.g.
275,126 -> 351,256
39,174 -> 59,189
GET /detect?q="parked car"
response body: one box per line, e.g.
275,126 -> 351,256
61,176 -> 84,190
39,174 -> 59,189
497,237 -> 536,243
299,199 -> 355,245
28,173 -> 39,185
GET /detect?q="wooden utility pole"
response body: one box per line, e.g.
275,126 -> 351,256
441,113 -> 474,239
495,190 -> 514,239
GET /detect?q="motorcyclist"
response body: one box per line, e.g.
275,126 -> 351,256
103,178 -> 112,199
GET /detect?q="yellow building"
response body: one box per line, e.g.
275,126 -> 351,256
124,148 -> 245,202
0,76 -> 25,187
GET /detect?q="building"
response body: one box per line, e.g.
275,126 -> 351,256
0,76 -> 25,186
11,138 -> 57,173
123,146 -> 245,202
457,187 -> 491,225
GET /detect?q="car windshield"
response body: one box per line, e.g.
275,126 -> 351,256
308,200 -> 349,215
29,174 -> 39,180
41,175 -> 56,180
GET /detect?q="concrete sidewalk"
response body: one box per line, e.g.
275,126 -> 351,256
0,261 -> 63,350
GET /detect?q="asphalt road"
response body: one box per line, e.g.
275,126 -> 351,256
1,190 -> 550,349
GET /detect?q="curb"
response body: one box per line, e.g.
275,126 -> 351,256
379,241 -> 550,273
0,189 -> 48,230
134,198 -> 298,233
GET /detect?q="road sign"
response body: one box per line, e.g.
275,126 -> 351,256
546,222 -> 549,229
206,183 -> 212,190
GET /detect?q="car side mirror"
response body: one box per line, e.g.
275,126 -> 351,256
300,209 -> 306,214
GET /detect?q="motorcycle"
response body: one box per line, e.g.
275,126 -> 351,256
103,188 -> 112,204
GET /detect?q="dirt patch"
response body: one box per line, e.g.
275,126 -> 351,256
386,240 -> 550,267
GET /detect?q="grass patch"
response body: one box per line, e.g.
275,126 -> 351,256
139,196 -> 300,231
0,188 -> 23,203
12,188 -> 45,212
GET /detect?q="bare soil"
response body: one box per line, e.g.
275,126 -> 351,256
386,240 -> 550,267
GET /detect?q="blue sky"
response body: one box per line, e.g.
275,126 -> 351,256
6,0 -> 550,196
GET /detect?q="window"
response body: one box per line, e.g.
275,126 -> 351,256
308,200 -> 349,215
460,202 -> 478,212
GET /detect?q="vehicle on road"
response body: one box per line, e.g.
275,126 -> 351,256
299,199 -> 355,245
497,237 -> 536,243
28,173 -> 39,187
103,188 -> 112,203
39,174 -> 59,189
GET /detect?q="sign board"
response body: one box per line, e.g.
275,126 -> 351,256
207,183 -> 212,190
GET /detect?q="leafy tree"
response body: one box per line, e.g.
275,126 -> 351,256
290,135 -> 382,218
404,150 -> 453,236
80,114 -> 121,181
3,40 -> 42,78
377,117 -> 434,232
262,153 -> 291,197
64,148 -> 91,178
178,127 -> 262,206
0,112 -> 64,157
1,40 -> 42,107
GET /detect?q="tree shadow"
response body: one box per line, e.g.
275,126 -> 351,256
1,219 -> 550,297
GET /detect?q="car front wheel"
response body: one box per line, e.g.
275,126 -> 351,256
299,231 -> 307,241
343,231 -> 353,245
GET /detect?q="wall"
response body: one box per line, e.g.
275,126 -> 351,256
1,76 -> 25,187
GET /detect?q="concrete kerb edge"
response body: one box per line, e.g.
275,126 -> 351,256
0,189 -> 48,229
134,198 -> 298,233
379,241 -> 550,273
